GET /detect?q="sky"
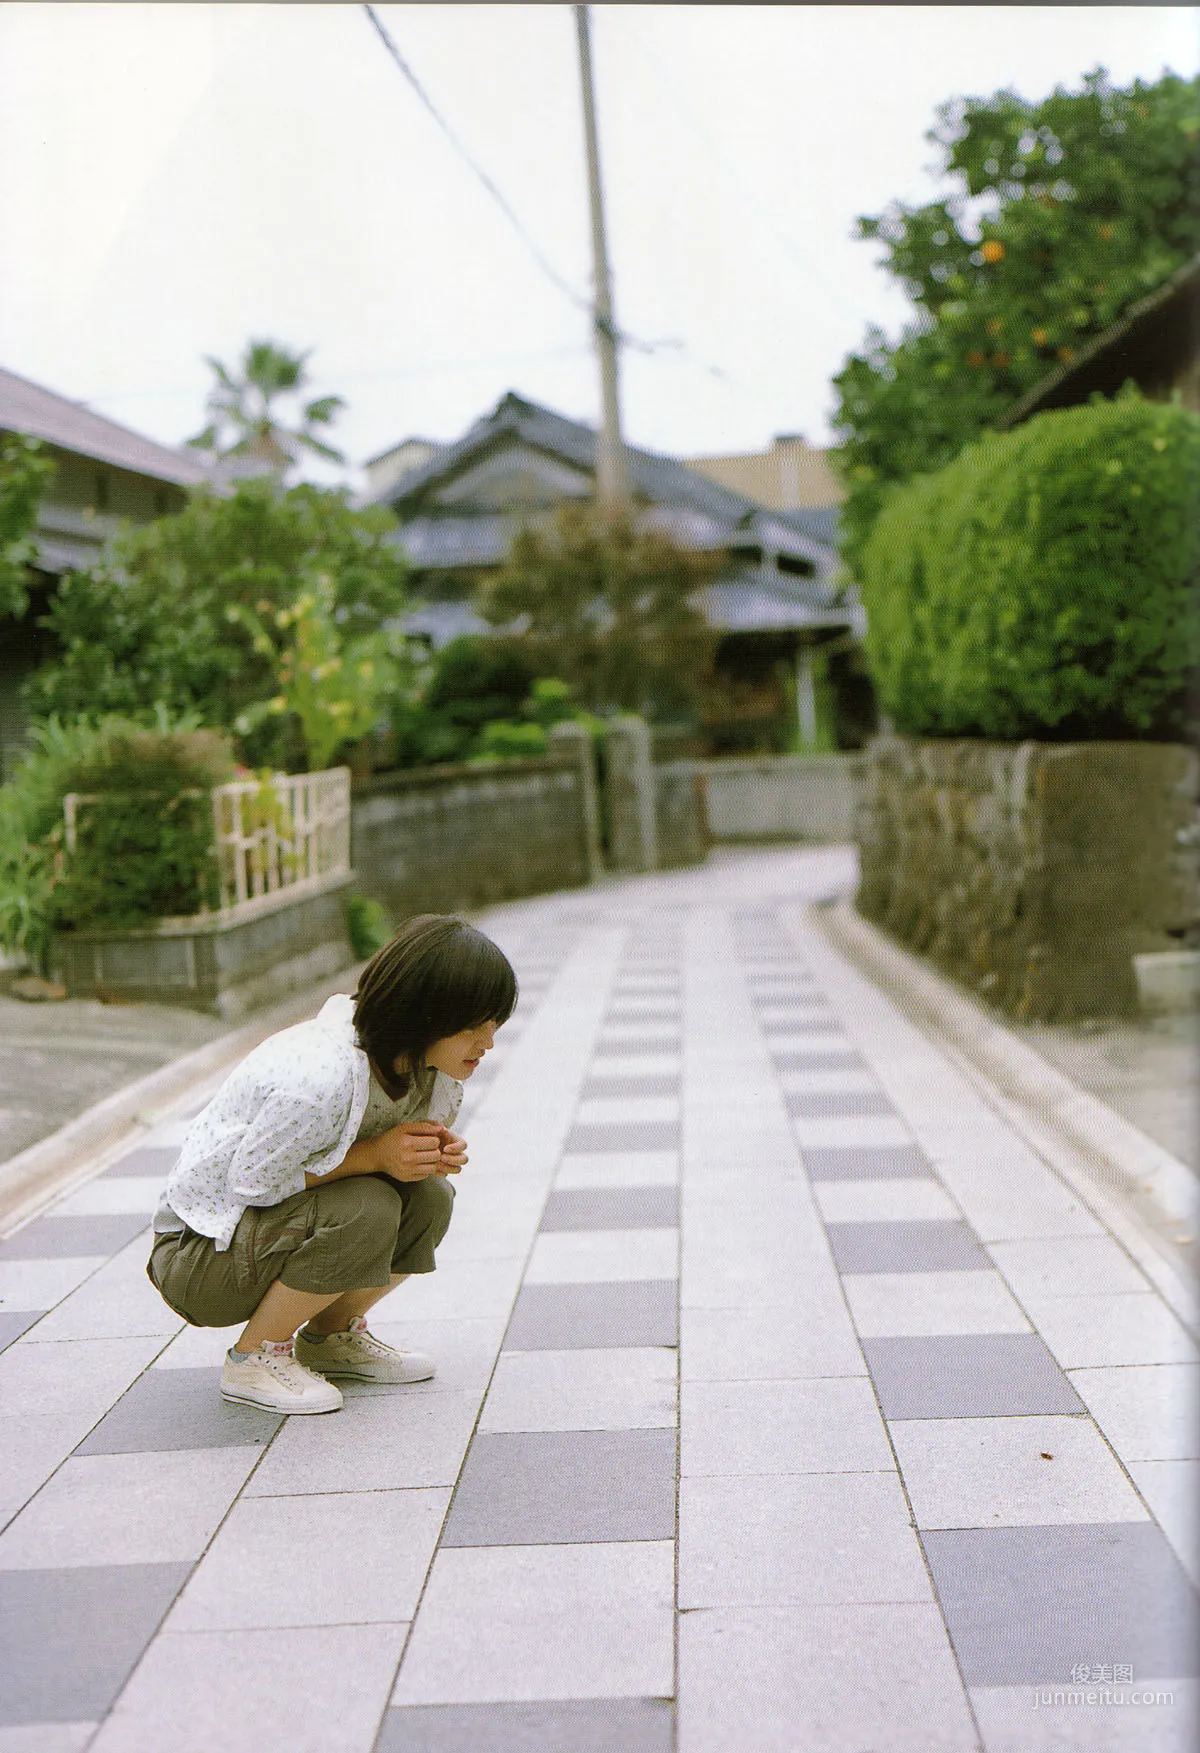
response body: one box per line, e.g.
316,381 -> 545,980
1,2 -> 1196,490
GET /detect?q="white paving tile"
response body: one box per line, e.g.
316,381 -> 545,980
777,1068 -> 881,1096
0,1411 -> 104,1531
678,1603 -> 978,1753
757,1004 -> 837,1028
794,1115 -> 915,1150
28,1238 -> 182,1341
843,1270 -> 1032,1338
243,1387 -> 484,1495
1019,1293 -> 1200,1368
890,1415 -> 1151,1529
930,1157 -> 1104,1242
152,1321 -> 244,1369
1126,1458 -> 1200,1584
0,1446 -> 262,1568
812,1178 -> 963,1224
0,1257 -> 106,1309
91,1624 -> 406,1753
386,1255 -> 524,1319
587,1053 -> 681,1079
986,1235 -> 1152,1300
0,1333 -> 165,1421
554,1150 -> 679,1189
524,1227 -> 678,1284
479,1346 -> 676,1431
51,1178 -> 164,1216
574,1094 -> 679,1125
761,1031 -> 852,1056
0,1726 -> 97,1753
364,1315 -> 509,1393
597,1024 -> 683,1047
167,1488 -> 450,1628
392,1541 -> 675,1704
679,1470 -> 932,1607
680,1300 -> 867,1380
1069,1364 -> 1200,1461
969,1680 -> 1199,1753
681,1376 -> 894,1475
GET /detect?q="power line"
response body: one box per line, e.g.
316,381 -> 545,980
360,3 -> 728,384
362,3 -> 591,315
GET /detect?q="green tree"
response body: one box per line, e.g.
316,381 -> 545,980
0,435 -> 53,618
832,68 -> 1200,563
29,478 -> 409,768
188,339 -> 346,476
483,503 -> 717,719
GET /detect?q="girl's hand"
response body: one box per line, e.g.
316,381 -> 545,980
374,1121 -> 450,1182
435,1127 -> 468,1175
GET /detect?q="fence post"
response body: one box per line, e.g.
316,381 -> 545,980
603,715 -> 659,874
548,720 -> 603,883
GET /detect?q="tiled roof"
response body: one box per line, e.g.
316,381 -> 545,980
0,367 -> 212,486
379,392 -> 779,528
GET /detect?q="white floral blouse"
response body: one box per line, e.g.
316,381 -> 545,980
153,993 -> 463,1250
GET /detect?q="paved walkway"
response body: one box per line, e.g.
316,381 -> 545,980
0,849 -> 1196,1752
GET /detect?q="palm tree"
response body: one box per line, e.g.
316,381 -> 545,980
188,340 -> 346,477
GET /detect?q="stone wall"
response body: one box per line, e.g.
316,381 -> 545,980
856,735 -> 1200,1020
700,754 -> 863,843
350,756 -> 593,917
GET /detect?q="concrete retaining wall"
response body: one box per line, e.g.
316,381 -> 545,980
350,755 -> 593,917
855,734 -> 1200,1021
700,754 -> 862,843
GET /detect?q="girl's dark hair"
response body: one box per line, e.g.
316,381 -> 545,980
353,914 -> 517,1082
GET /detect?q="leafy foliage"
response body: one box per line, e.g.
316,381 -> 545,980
29,478 -> 409,768
345,893 -> 393,960
0,435 -> 53,618
832,69 -> 1200,563
0,714 -> 232,969
857,395 -> 1200,740
482,503 -> 718,719
188,339 -> 346,476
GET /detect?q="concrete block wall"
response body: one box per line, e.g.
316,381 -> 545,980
699,754 -> 863,843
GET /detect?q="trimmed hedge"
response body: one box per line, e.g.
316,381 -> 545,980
858,394 -> 1200,740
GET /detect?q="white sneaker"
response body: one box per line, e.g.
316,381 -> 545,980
221,1339 -> 344,1414
294,1316 -> 435,1384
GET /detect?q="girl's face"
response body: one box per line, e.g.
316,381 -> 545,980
407,1018 -> 499,1081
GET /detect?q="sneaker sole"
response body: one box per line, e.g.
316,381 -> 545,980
220,1386 -> 342,1415
306,1365 -> 435,1384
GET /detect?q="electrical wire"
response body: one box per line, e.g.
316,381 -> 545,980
362,3 -> 592,315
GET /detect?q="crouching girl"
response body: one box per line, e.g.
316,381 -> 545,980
147,914 -> 517,1414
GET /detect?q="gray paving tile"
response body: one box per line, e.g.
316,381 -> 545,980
540,1187 -> 678,1232
0,1215 -> 149,1262
581,1074 -> 679,1100
825,1220 -> 992,1274
565,1122 -> 679,1154
760,1015 -> 847,1038
504,1281 -> 677,1350
375,1698 -> 674,1752
922,1522 -> 1200,1686
74,1366 -> 282,1454
0,1562 -> 192,1723
785,1089 -> 897,1119
442,1429 -> 676,1545
804,1145 -> 932,1181
100,1146 -> 178,1178
0,1312 -> 44,1353
595,1031 -> 682,1054
864,1334 -> 1085,1418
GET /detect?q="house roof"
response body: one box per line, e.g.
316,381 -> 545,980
378,391 -> 786,530
0,366 -> 212,486
997,255 -> 1200,429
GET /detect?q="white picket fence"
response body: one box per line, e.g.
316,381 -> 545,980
63,767 -> 352,920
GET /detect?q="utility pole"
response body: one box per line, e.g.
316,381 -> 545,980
574,3 -> 629,520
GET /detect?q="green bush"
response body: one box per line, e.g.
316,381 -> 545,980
859,394 -> 1200,740
0,717 -> 237,966
344,894 -> 393,960
474,720 -> 549,762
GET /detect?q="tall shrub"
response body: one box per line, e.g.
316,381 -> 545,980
859,395 -> 1200,740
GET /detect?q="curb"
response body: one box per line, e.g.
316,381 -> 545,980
0,967 -> 362,1236
809,897 -> 1199,1234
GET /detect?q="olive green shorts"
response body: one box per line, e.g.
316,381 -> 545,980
147,1172 -> 455,1329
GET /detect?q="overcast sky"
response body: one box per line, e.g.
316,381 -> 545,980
1,3 -> 1195,488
